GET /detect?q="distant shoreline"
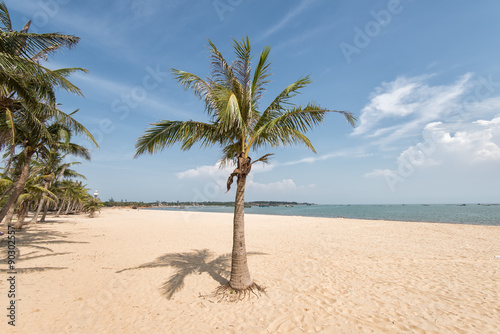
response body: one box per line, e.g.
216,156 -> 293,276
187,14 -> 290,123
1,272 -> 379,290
147,203 -> 500,226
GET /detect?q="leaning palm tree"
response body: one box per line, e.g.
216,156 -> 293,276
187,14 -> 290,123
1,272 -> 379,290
30,151 -> 85,223
12,173 -> 57,229
135,37 -> 356,294
0,107 -> 94,224
0,157 -> 55,228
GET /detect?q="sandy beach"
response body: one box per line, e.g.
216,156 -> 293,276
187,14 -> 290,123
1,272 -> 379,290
1,208 -> 499,333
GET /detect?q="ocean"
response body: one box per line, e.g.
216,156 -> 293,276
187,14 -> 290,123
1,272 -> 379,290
149,204 -> 500,226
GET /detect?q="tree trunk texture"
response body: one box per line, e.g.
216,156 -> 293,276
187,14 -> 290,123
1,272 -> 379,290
40,204 -> 49,222
3,205 -> 15,226
30,181 -> 49,224
228,155 -> 253,290
55,199 -> 66,217
0,152 -> 33,224
64,200 -> 72,214
14,204 -> 28,229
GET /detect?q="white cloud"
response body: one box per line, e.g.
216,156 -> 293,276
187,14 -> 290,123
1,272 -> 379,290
73,72 -> 131,97
430,118 -> 500,162
283,150 -> 371,166
176,163 -> 311,194
247,178 -> 314,191
258,0 -> 316,40
176,161 -> 276,179
365,116 -> 500,183
353,73 -> 473,145
176,164 -> 230,179
364,169 -> 395,178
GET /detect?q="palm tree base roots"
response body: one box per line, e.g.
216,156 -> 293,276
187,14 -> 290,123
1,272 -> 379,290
201,282 -> 267,302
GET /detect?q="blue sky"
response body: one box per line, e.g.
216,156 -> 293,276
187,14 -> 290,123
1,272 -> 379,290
7,0 -> 500,204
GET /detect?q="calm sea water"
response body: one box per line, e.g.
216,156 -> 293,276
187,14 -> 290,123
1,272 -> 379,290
150,204 -> 500,226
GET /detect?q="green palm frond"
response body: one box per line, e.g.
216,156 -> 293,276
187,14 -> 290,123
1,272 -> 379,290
35,67 -> 88,96
232,37 -> 252,120
251,104 -> 355,152
19,20 -> 30,33
50,109 -> 98,148
211,87 -> 246,135
251,48 -> 272,107
269,104 -> 327,131
61,169 -> 86,180
135,120 -> 226,157
170,69 -> 217,115
0,30 -> 79,60
0,1 -> 12,31
253,76 -> 312,133
267,76 -> 311,110
0,176 -> 12,187
136,36 -> 357,169
232,37 -> 252,91
251,153 -> 274,165
57,142 -> 91,161
207,39 -> 234,87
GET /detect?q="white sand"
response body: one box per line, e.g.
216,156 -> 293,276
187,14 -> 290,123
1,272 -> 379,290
1,208 -> 499,333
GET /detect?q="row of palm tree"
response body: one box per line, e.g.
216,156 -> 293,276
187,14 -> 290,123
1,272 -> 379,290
0,1 -> 97,227
0,162 -> 96,228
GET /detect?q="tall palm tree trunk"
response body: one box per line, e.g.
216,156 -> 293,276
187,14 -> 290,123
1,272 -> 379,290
0,152 -> 33,224
40,204 -> 49,222
14,203 -> 29,229
3,206 -> 15,226
64,200 -> 72,214
228,173 -> 253,290
30,181 -> 50,224
30,197 -> 45,224
55,199 -> 66,217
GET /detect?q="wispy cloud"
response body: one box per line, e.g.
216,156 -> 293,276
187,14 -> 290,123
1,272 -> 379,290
258,0 -> 316,40
283,149 -> 371,166
247,178 -> 314,191
176,164 -> 231,179
175,163 -> 311,194
72,72 -> 193,119
353,73 -> 474,147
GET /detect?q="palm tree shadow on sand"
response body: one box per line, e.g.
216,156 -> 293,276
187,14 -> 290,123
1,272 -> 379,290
116,249 -> 267,299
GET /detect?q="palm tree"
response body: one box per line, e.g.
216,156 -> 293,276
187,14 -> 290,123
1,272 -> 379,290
0,2 -> 95,225
0,157 -> 56,228
30,151 -> 85,223
12,172 -> 56,229
0,1 -> 81,119
0,108 -> 94,224
53,179 -> 90,216
135,37 -> 356,294
82,196 -> 103,218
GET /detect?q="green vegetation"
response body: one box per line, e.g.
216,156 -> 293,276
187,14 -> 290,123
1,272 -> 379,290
83,197 -> 104,218
103,199 -> 152,208
102,200 -> 314,208
0,2 -> 97,227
